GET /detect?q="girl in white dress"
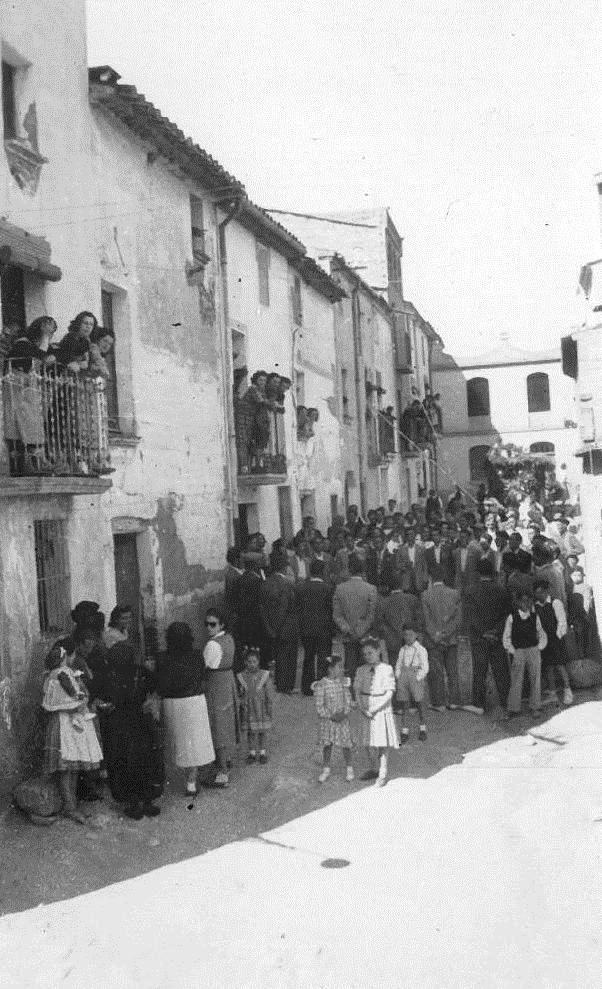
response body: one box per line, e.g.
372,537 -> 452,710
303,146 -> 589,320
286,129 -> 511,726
42,639 -> 103,823
354,635 -> 399,787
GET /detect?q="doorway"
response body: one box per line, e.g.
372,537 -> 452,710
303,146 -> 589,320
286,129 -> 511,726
278,486 -> 294,542
113,533 -> 142,650
0,264 -> 25,328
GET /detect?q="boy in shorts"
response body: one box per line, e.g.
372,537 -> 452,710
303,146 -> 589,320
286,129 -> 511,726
395,625 -> 429,741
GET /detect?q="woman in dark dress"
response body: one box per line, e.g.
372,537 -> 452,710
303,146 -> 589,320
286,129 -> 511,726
156,623 -> 215,796
94,641 -> 163,819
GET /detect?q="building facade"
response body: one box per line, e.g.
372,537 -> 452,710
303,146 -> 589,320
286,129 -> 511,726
432,337 -> 578,498
561,169 -> 602,618
268,208 -> 442,509
0,1 -> 116,777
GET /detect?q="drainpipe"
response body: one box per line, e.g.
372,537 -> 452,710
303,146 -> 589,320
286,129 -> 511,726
214,197 -> 242,546
350,280 -> 366,516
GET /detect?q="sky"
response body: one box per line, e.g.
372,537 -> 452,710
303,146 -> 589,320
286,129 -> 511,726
86,0 -> 602,358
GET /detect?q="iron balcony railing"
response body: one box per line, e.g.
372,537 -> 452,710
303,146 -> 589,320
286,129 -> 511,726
2,361 -> 111,477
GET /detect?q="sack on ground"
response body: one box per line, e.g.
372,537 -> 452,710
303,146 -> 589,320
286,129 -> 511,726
567,658 -> 602,689
14,775 -> 62,817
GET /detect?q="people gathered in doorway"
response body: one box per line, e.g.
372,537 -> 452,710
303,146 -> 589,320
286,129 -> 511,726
28,475 -> 597,824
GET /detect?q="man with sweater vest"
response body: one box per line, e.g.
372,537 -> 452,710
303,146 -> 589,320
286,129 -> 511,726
503,588 -> 547,717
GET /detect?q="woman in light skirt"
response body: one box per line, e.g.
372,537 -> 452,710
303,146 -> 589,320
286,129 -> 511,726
156,622 -> 215,795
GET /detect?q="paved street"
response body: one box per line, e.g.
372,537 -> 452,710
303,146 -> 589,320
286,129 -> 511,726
1,700 -> 601,988
1,687 -> 599,918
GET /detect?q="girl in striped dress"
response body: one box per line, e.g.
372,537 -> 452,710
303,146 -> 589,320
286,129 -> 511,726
312,655 -> 354,784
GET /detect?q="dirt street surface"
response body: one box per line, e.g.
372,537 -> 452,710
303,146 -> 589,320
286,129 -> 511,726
0,687 -> 598,917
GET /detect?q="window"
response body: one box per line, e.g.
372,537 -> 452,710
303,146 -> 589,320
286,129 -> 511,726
256,242 -> 270,306
101,289 -> 119,430
2,61 -> 17,140
527,372 -> 550,413
404,330 -> 412,366
34,521 -> 70,634
469,445 -> 490,482
466,377 -> 490,417
295,369 -> 305,406
291,275 -> 303,326
0,264 -> 25,327
530,442 -> 555,455
189,195 -> 205,262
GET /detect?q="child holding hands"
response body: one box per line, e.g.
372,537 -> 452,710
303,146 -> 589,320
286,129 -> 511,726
312,655 -> 354,783
354,635 -> 399,787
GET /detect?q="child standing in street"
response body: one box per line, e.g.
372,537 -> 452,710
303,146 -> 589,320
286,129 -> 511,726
395,625 -> 429,742
237,647 -> 274,764
42,639 -> 103,823
312,655 -> 354,783
354,635 -> 399,787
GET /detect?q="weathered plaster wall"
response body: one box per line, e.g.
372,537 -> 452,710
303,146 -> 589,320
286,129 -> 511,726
1,0 -> 100,322
90,108 -> 230,643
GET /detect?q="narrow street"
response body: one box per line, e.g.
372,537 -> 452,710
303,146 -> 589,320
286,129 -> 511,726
1,687 -> 598,917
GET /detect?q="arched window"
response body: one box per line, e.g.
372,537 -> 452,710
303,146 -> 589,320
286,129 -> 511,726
527,372 -> 550,413
466,377 -> 490,417
530,442 -> 555,455
469,445 -> 490,482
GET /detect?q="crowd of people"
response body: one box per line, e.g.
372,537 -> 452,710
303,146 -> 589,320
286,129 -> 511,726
29,478 -> 595,822
1,312 -> 114,475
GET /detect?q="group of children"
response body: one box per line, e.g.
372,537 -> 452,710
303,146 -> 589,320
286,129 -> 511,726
312,627 -> 427,788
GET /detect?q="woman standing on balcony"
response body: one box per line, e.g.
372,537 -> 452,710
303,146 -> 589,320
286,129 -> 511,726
234,370 -> 269,473
4,316 -> 57,474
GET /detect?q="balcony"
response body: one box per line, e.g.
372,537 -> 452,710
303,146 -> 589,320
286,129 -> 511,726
236,401 -> 287,486
398,399 -> 440,455
1,363 -> 112,490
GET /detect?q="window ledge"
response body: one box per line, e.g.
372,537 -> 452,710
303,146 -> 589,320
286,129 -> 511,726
0,475 -> 112,497
109,432 -> 140,448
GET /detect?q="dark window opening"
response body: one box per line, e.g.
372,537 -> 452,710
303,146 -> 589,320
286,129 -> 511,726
189,195 -> 206,262
2,61 -> 17,140
0,264 -> 25,328
527,372 -> 550,413
466,377 -> 490,418
101,288 -> 119,431
530,442 -> 555,455
291,275 -> 302,326
469,445 -> 490,482
34,520 -> 70,634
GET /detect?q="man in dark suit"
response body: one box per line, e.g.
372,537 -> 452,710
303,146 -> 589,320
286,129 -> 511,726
297,558 -> 334,695
236,556 -> 270,666
463,558 -> 512,714
396,529 -> 428,595
310,533 -> 334,588
364,528 -> 396,590
424,528 -> 454,587
502,532 -> 533,581
260,552 -> 299,693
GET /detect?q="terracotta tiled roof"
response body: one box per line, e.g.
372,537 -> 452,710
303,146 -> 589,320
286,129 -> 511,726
88,66 -> 343,302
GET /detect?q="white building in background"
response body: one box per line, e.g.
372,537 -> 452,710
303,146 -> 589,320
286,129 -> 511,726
432,336 -> 579,498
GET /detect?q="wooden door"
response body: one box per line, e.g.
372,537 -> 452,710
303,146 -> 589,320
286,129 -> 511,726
113,533 -> 142,649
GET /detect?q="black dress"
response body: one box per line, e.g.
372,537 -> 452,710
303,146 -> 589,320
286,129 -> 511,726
94,643 -> 163,805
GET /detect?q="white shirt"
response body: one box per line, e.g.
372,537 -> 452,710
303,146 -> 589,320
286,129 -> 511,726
407,545 -> 416,565
395,642 -> 429,681
502,611 -> 547,655
433,545 -> 441,564
203,631 -> 225,670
